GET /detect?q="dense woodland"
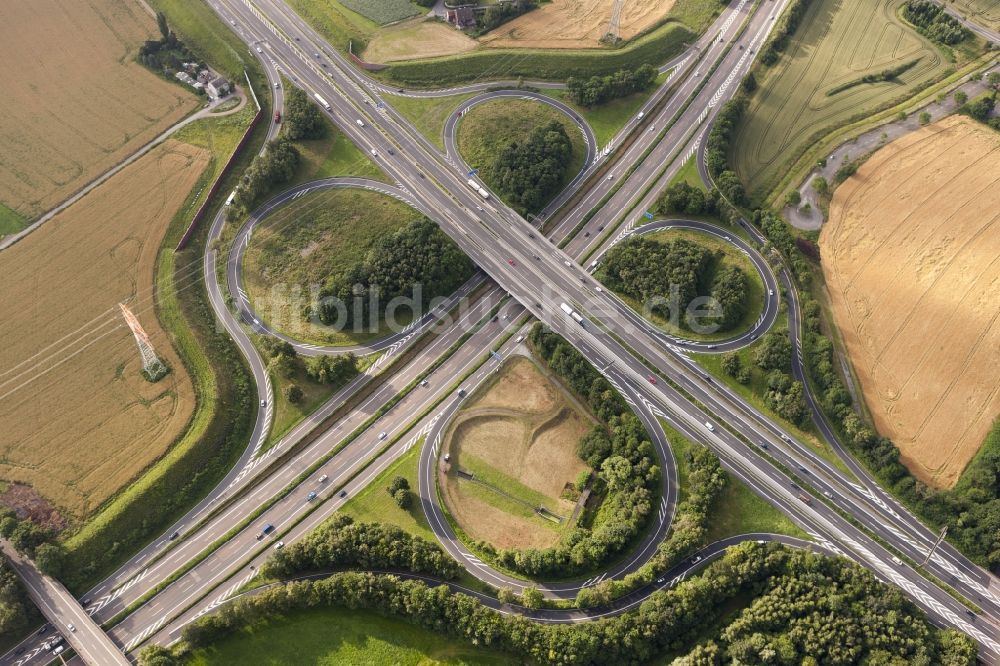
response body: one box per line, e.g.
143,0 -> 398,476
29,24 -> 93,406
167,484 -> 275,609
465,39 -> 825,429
599,236 -> 749,333
490,120 -> 574,215
261,515 -> 460,580
315,218 -> 473,329
149,542 -> 973,666
566,64 -> 658,107
903,0 -> 971,45
0,557 -> 39,641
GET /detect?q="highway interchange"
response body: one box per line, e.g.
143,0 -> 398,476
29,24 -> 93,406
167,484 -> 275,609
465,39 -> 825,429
5,0 -> 1000,662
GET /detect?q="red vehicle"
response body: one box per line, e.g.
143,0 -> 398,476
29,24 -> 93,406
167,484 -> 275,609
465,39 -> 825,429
274,111 -> 282,123
507,258 -> 516,266
647,375 -> 657,384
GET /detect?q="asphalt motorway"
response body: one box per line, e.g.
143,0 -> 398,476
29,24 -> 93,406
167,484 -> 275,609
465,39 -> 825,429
211,0 -> 1000,657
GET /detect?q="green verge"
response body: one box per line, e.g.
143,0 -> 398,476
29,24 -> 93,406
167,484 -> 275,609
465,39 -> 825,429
61,105 -> 265,591
662,420 -> 807,541
688,311 -> 853,476
671,155 -> 704,190
541,71 -> 668,147
185,606 -> 515,665
149,0 -> 263,82
0,202 -> 26,236
378,23 -> 695,86
241,187 -> 424,347
339,437 -> 434,543
384,92 -> 476,151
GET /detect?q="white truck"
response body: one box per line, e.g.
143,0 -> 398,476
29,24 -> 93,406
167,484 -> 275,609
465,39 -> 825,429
467,178 -> 490,200
313,93 -> 331,111
560,302 -> 584,325
224,190 -> 237,207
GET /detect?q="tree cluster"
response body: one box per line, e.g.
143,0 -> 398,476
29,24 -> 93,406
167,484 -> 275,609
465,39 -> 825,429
137,13 -> 200,78
490,120 -> 573,215
903,0 -> 971,45
600,237 -> 749,333
228,138 -> 300,219
0,556 -> 37,638
753,210 -> 812,286
467,324 -> 662,578
960,93 -> 999,130
704,96 -> 747,180
474,0 -> 538,35
176,543 -> 973,666
281,87 -> 327,141
304,354 -> 359,385
259,514 -> 460,580
657,182 -> 723,216
315,218 -> 474,329
710,266 -> 748,330
751,332 -> 808,426
0,507 -> 65,578
601,236 -> 711,317
760,0 -> 814,65
566,64 -> 658,107
576,444 -> 727,607
386,476 -> 413,509
674,551 -> 976,665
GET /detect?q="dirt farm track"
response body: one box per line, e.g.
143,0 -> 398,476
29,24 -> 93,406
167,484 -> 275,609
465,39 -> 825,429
821,116 -> 1000,488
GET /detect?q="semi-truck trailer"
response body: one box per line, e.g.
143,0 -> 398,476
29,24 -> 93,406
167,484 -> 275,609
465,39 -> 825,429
467,178 -> 490,200
313,93 -> 331,111
560,302 -> 585,325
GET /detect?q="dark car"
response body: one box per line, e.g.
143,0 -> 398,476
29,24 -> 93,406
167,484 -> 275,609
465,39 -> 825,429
169,531 -> 179,541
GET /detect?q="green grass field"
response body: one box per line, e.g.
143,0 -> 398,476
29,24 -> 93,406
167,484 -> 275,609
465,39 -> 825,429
187,606 -> 515,665
663,421 -> 806,540
0,202 -> 25,236
290,129 -> 387,184
690,315 -> 853,476
542,71 -> 668,147
286,0 -> 377,51
456,98 -> 586,211
339,0 -> 420,25
385,92 -> 476,150
731,0 -> 961,202
670,155 -> 704,190
339,438 -> 435,542
242,188 -> 423,346
606,227 -> 766,341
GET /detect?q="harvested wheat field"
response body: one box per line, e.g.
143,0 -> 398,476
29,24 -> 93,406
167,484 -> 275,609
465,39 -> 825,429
442,356 -> 593,549
480,0 -> 676,49
0,0 -> 198,220
821,115 -> 1000,488
363,19 -> 477,62
0,139 -> 208,520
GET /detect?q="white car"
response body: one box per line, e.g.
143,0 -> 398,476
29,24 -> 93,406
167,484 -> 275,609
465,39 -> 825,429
274,541 -> 285,550
378,431 -> 387,440
319,474 -> 329,483
891,556 -> 903,566
67,624 -> 76,633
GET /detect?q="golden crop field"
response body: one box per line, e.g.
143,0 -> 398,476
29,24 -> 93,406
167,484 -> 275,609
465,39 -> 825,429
442,357 -> 592,549
0,0 -> 198,220
480,0 -> 677,49
0,139 -> 208,520
821,116 -> 1000,488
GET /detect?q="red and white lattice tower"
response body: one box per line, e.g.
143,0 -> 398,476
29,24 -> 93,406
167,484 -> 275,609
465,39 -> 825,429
119,303 -> 167,379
